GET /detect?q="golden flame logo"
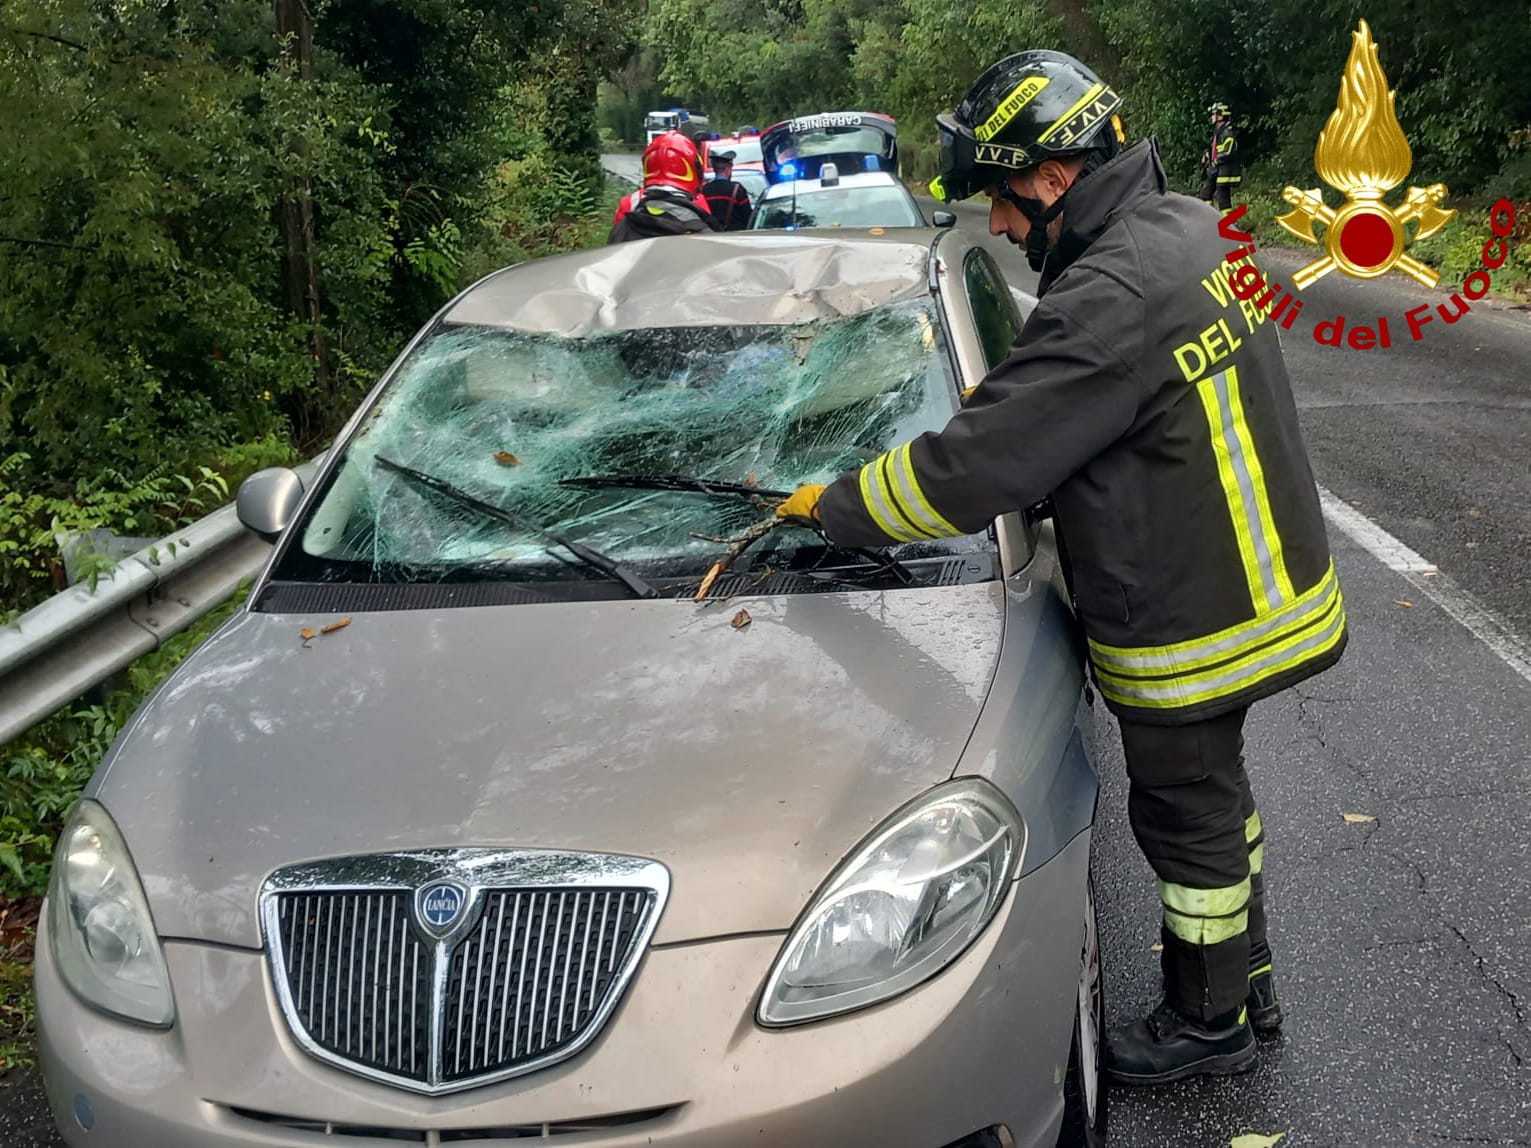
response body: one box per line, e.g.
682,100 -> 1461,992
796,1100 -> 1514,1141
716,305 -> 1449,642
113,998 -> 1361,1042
1277,21 -> 1454,288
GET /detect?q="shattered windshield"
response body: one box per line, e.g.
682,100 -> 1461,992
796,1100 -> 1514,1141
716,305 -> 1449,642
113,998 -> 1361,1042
283,299 -> 973,588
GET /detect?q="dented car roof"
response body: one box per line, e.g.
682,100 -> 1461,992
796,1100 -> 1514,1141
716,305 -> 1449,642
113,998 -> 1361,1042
442,231 -> 938,336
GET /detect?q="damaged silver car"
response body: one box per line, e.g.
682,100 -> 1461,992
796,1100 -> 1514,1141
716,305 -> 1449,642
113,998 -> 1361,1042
36,230 -> 1106,1147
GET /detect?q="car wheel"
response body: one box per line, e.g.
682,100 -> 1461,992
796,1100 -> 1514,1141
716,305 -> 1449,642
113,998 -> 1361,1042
1057,873 -> 1107,1147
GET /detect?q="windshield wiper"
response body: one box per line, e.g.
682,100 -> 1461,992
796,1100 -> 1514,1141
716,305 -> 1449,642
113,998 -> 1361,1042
564,473 -> 918,586
560,473 -> 791,500
374,455 -> 661,600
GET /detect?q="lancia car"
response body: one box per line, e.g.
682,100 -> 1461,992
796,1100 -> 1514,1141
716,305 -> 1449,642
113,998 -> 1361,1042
37,229 -> 1106,1147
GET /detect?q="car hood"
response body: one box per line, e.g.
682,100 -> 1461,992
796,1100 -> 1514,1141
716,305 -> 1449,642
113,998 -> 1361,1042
94,584 -> 1004,950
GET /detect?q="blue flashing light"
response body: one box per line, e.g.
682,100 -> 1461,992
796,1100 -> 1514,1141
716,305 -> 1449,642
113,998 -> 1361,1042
780,162 -> 798,178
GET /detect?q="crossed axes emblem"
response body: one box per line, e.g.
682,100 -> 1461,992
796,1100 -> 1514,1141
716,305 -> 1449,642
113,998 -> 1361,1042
1277,183 -> 1455,289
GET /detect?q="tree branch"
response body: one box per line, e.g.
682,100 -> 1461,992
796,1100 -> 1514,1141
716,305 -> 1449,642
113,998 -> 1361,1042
2,26 -> 95,54
0,234 -> 90,252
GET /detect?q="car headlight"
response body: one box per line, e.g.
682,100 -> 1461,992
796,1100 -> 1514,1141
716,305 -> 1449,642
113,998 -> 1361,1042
47,799 -> 175,1027
758,778 -> 1024,1026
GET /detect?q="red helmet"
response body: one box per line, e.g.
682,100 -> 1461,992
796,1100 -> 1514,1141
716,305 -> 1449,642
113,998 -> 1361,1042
642,131 -> 703,196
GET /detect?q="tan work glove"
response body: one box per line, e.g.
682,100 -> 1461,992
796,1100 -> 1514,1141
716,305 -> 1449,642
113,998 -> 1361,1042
775,483 -> 826,522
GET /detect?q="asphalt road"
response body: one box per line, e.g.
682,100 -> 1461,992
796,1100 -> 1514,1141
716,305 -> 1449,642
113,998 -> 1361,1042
8,167 -> 1529,1146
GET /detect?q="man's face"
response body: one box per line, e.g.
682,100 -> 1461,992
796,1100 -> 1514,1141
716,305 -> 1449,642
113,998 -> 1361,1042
984,166 -> 1067,244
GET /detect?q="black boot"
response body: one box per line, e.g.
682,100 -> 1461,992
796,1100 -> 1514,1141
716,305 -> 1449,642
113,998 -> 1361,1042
1246,961 -> 1283,1037
1106,1000 -> 1256,1085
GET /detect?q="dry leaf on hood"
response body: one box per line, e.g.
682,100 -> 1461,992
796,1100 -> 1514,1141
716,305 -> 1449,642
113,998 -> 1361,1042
320,618 -> 353,635
299,628 -> 317,646
1230,1134 -> 1286,1148
1341,812 -> 1377,824
494,451 -> 520,466
730,608 -> 752,630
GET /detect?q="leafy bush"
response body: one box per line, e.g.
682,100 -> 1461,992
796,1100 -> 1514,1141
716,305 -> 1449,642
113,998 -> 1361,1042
0,589 -> 250,900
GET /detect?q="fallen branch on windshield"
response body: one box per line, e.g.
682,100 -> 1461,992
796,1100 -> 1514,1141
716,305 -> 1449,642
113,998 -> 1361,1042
694,516 -> 782,602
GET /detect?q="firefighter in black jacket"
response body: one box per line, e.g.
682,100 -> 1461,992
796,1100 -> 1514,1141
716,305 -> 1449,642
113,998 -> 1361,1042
1199,101 -> 1242,211
776,51 -> 1346,1084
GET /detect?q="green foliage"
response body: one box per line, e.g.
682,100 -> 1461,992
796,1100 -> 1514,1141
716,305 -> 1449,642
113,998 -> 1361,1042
642,0 -> 1531,199
0,942 -> 35,1071
0,586 -> 251,900
0,452 -> 231,609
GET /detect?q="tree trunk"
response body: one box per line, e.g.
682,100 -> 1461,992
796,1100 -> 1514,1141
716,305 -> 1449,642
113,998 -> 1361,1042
275,0 -> 331,444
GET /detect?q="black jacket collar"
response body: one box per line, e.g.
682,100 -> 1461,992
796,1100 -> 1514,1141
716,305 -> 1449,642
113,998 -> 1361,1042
1040,139 -> 1168,294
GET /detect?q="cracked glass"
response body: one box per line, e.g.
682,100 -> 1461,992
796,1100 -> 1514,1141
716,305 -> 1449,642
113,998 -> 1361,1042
284,297 -> 976,588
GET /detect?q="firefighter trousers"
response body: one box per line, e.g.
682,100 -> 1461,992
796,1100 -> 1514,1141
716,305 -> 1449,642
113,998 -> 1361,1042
1197,172 -> 1238,211
1118,706 -> 1267,1021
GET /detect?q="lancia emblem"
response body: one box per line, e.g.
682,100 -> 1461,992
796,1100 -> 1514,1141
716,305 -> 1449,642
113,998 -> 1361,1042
416,881 -> 466,936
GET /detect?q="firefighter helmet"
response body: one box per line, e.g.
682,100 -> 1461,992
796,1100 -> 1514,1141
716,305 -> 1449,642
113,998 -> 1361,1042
1208,101 -> 1231,117
931,50 -> 1125,203
642,131 -> 704,196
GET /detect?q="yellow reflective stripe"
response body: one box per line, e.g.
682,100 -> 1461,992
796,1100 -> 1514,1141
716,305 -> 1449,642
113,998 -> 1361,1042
1161,875 -> 1251,947
1164,908 -> 1249,946
1223,367 -> 1295,602
1249,841 -> 1265,876
1250,963 -> 1273,978
1095,595 -> 1347,709
1218,136 -> 1236,156
1160,878 -> 1250,919
975,76 -> 1051,141
857,457 -> 921,542
887,444 -> 960,538
878,451 -> 939,539
1198,371 -> 1269,612
1089,562 -> 1339,674
1037,82 -> 1106,143
1244,811 -> 1263,844
1217,176 -> 1242,183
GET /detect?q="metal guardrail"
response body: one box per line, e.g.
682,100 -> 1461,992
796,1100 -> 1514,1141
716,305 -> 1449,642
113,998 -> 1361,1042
0,458 -> 323,746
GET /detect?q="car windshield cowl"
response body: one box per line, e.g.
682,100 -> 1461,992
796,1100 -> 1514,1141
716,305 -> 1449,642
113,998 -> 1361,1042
271,298 -> 991,593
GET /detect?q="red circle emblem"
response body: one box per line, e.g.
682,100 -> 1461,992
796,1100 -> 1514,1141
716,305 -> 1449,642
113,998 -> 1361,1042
1338,210 -> 1396,269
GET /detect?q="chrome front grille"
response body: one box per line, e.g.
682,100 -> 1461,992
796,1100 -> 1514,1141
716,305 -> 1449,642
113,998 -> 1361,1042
275,892 -> 433,1081
439,889 -> 648,1083
262,851 -> 669,1095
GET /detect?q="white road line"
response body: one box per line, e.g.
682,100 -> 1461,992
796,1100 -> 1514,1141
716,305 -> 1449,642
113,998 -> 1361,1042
1319,485 -> 1531,686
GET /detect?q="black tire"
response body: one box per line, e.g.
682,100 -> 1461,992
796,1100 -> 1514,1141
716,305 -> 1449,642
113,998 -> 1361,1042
1057,875 -> 1107,1147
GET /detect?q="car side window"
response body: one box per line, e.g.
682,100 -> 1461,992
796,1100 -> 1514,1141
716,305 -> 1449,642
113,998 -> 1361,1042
962,247 -> 1038,570
963,249 -> 1024,370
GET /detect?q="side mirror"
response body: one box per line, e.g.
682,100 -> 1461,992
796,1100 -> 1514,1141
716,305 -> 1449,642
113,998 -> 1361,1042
932,210 -> 957,228
236,467 -> 306,543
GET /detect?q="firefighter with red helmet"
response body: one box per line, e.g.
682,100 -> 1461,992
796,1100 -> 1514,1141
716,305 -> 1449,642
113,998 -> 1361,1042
775,50 -> 1347,1085
609,131 -> 720,243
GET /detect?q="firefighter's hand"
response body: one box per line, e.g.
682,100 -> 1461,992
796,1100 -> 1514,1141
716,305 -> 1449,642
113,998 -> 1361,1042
775,484 -> 826,523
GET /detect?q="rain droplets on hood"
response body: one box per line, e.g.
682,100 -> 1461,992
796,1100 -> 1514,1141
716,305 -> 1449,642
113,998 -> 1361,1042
301,300 -> 959,579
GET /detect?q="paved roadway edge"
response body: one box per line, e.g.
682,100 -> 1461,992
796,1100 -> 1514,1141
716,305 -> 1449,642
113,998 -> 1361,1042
1319,485 -> 1531,686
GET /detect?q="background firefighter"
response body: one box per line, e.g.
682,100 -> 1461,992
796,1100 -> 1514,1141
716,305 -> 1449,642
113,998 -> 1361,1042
1199,101 -> 1243,211
608,130 -> 719,243
775,50 -> 1347,1086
